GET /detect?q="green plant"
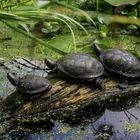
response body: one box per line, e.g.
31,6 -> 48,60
0,0 -> 94,55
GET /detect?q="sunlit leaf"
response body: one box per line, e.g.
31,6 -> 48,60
104,0 -> 139,6
0,0 -> 34,10
0,11 -> 27,21
18,23 -> 30,32
97,13 -> 140,26
110,15 -> 140,25
52,16 -> 77,52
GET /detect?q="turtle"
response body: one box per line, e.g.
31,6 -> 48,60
45,53 -> 105,89
7,73 -> 52,95
94,43 -> 140,89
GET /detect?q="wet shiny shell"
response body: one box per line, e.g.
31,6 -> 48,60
100,49 -> 140,77
16,75 -> 51,94
57,54 -> 104,79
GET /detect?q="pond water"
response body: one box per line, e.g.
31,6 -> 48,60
0,54 -> 140,140
0,23 -> 140,140
0,98 -> 140,140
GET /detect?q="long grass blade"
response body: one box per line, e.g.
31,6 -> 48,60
55,1 -> 96,26
53,16 -> 76,52
0,11 -> 27,21
53,13 -> 88,34
2,20 -> 67,55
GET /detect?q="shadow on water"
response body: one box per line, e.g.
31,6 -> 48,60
0,97 -> 140,140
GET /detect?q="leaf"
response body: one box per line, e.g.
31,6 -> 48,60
104,0 -> 139,6
18,23 -> 30,32
97,13 -> 140,26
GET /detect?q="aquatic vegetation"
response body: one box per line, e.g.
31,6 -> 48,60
124,121 -> 140,133
0,0 -> 139,57
0,1 -> 140,139
0,0 -> 93,55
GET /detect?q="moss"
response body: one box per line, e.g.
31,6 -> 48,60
2,92 -> 27,114
124,121 -> 140,133
1,21 -> 140,62
15,118 -> 54,133
98,35 -> 140,58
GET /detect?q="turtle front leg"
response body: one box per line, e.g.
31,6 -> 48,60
103,71 -> 109,77
118,79 -> 128,89
95,77 -> 105,90
48,67 -> 57,74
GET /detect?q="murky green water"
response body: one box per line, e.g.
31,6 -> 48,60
0,100 -> 140,140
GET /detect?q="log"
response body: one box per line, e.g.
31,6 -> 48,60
3,77 -> 140,123
1,59 -> 140,133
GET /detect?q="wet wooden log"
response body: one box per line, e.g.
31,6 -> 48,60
3,77 -> 140,123
1,58 -> 140,133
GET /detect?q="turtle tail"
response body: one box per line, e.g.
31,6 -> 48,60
93,43 -> 103,57
7,73 -> 17,86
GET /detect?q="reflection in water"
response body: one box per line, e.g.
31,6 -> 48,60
1,101 -> 140,140
93,106 -> 140,140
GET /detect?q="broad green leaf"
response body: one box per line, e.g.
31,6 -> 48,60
97,13 -> 140,26
104,0 -> 139,6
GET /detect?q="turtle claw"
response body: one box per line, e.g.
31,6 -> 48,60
118,79 -> 128,89
95,77 -> 105,90
103,71 -> 109,77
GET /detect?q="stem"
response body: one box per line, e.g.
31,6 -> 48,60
2,20 -> 67,55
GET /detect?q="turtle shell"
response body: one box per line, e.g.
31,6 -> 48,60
57,54 -> 104,79
100,49 -> 140,78
16,75 -> 51,94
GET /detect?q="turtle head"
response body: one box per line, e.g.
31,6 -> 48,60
93,43 -> 103,57
7,73 -> 18,86
45,58 -> 57,70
